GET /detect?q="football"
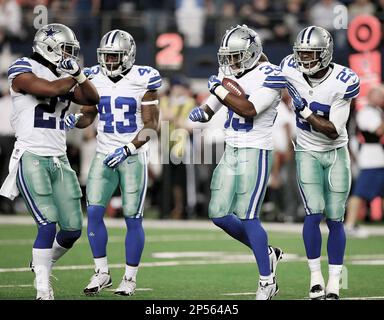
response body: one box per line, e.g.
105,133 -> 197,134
222,78 -> 246,97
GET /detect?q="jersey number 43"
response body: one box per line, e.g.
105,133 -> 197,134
98,96 -> 138,133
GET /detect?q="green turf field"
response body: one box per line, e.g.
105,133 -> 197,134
1,221 -> 384,300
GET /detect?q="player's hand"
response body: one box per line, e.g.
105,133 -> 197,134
103,146 -> 131,169
208,75 -> 221,94
286,82 -> 306,112
58,58 -> 81,77
189,107 -> 209,122
64,113 -> 83,131
58,58 -> 87,84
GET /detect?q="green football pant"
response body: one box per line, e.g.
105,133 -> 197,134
209,146 -> 272,220
295,146 -> 351,221
86,152 -> 148,218
16,151 -> 83,230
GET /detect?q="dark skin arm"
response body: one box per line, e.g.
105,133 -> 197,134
131,90 -> 159,149
72,79 -> 100,106
12,72 -> 77,97
75,104 -> 98,128
12,72 -> 99,106
305,113 -> 339,140
220,93 -> 256,118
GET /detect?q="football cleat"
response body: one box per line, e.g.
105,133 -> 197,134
256,278 -> 279,300
309,284 -> 326,300
114,276 -> 136,296
83,270 -> 112,296
325,292 -> 340,300
36,290 -> 54,300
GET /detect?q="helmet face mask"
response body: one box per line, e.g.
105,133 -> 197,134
61,43 -> 80,61
33,23 -> 80,65
218,24 -> 262,76
293,26 -> 333,76
97,30 -> 136,77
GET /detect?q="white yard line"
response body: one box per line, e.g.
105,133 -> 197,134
2,251 -> 383,273
0,234 -> 231,246
2,216 -> 384,235
0,284 -> 33,288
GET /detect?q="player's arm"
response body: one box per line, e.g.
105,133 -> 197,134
56,58 -> 99,105
224,87 -> 280,118
74,105 -> 98,128
130,90 -> 159,149
12,72 -> 77,97
71,80 -> 99,106
287,82 -> 346,140
189,95 -> 217,123
208,75 -> 281,118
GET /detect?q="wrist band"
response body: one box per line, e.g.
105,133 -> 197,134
214,85 -> 229,101
126,142 -> 137,155
300,107 -> 313,119
141,100 -> 159,105
75,72 -> 87,84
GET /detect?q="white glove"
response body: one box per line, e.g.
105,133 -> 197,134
64,113 -> 83,130
58,58 -> 86,84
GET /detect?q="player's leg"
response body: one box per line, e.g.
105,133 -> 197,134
208,145 -> 250,247
83,153 -> 119,295
234,148 -> 280,300
324,146 -> 351,300
296,150 -> 326,299
115,152 -> 148,296
51,155 -> 83,263
16,152 -> 59,300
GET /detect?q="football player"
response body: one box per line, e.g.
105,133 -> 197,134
189,25 -> 284,300
64,30 -> 160,296
280,26 -> 360,299
0,23 -> 99,300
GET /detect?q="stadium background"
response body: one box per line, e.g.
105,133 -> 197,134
0,0 -> 384,301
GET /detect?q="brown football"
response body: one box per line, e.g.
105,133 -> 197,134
222,78 -> 246,97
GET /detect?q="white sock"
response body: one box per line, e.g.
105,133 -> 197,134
51,238 -> 68,265
327,264 -> 343,295
94,257 -> 109,273
32,248 -> 52,292
125,265 -> 138,281
259,274 -> 273,285
308,258 -> 325,288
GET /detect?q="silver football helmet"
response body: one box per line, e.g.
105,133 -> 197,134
218,24 -> 262,76
33,23 -> 80,65
293,26 -> 333,75
97,29 -> 136,77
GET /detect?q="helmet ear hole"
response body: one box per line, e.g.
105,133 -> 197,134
47,46 -> 53,52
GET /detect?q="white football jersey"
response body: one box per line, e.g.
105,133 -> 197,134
85,65 -> 161,155
280,54 -> 360,151
7,57 -> 73,156
214,62 -> 283,149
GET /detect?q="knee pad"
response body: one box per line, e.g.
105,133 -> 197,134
56,229 -> 82,249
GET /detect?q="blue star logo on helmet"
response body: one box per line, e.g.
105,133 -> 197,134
43,26 -> 61,40
242,35 -> 256,44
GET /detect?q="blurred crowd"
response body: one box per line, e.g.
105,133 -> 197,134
2,1 -> 384,56
0,0 -> 383,227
